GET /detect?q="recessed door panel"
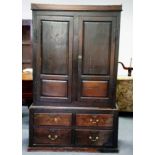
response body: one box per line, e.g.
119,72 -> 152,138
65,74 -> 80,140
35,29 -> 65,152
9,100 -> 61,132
41,80 -> 68,98
82,81 -> 108,97
83,22 -> 111,75
41,21 -> 69,75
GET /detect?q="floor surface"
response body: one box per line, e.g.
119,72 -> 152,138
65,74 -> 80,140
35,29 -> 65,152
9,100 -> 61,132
22,106 -> 133,155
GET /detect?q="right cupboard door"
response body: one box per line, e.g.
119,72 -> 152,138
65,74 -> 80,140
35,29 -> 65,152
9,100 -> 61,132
77,16 -> 117,107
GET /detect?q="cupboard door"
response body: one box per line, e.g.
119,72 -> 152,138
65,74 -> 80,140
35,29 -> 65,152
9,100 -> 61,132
33,16 -> 73,104
78,16 -> 117,106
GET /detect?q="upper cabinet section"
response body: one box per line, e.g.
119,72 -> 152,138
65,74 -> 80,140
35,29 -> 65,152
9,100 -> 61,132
32,4 -> 121,107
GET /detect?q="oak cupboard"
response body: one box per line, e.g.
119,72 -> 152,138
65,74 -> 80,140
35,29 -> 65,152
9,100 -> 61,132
29,4 -> 122,152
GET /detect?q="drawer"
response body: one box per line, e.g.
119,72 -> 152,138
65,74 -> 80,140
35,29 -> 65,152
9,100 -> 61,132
76,114 -> 113,127
34,113 -> 72,126
75,129 -> 113,146
33,128 -> 71,145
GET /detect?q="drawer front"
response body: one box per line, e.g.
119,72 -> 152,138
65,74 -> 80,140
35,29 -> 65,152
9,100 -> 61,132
76,114 -> 113,127
34,113 -> 72,126
75,129 -> 113,146
33,128 -> 71,145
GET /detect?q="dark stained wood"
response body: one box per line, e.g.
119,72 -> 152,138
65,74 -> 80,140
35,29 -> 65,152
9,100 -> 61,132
32,12 -> 118,106
29,105 -> 119,151
112,12 -> 121,107
41,80 -> 67,97
76,114 -> 113,127
75,129 -> 113,146
34,113 -> 72,126
82,21 -> 111,75
30,104 -> 119,112
40,74 -> 68,80
28,147 -> 118,152
30,4 -> 121,152
81,75 -> 110,80
78,16 -> 116,105
33,128 -> 71,145
82,81 -> 108,97
31,4 -> 122,11
33,16 -> 73,103
41,20 -> 69,75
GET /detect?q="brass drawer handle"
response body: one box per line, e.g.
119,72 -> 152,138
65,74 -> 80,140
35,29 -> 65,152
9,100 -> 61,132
89,136 -> 99,142
48,134 -> 58,141
89,118 -> 100,124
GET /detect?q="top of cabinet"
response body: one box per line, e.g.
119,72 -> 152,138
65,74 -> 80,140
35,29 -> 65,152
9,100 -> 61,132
31,4 -> 122,11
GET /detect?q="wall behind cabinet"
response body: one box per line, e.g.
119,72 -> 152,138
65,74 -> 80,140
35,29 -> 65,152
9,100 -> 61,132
22,0 -> 132,76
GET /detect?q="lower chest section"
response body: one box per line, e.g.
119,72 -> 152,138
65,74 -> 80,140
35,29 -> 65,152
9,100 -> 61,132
29,106 -> 118,151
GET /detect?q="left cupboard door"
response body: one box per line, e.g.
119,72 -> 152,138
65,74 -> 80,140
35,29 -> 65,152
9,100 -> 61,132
33,16 -> 73,104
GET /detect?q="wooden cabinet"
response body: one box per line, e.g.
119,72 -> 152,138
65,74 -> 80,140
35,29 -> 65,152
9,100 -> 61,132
29,4 -> 122,152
